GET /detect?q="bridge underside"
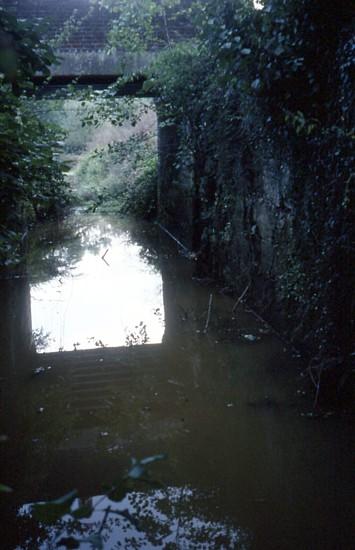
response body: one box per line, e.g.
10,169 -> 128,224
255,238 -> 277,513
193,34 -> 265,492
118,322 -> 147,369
7,0 -> 170,96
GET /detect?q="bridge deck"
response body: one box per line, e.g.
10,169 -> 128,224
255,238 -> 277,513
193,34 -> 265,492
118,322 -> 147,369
7,0 -> 192,89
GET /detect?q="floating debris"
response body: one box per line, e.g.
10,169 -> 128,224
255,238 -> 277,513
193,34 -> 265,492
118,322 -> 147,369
242,334 -> 260,342
33,367 -> 46,376
168,379 -> 184,387
300,412 -> 319,419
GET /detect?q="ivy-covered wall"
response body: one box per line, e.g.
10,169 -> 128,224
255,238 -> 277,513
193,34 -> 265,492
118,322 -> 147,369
156,0 -> 354,404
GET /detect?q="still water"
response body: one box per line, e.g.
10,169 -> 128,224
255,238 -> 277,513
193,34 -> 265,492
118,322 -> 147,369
0,214 -> 353,549
30,220 -> 164,352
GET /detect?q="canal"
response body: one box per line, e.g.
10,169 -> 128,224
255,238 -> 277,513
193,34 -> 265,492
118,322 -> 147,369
0,213 -> 353,549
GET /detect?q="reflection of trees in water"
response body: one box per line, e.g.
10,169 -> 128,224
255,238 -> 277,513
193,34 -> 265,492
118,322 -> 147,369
27,216 -> 88,284
125,321 -> 149,346
18,487 -> 249,549
32,327 -> 52,352
27,214 -> 111,285
100,213 -> 161,272
27,213 -> 161,286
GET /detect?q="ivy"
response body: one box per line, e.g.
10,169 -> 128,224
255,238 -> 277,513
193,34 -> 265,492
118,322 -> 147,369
128,0 -> 353,381
0,7 -> 70,267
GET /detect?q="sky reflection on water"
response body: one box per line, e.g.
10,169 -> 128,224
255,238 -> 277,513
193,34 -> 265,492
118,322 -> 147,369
30,223 -> 164,352
19,487 -> 250,549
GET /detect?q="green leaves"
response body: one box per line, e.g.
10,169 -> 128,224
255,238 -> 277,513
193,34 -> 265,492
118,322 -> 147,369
0,8 -> 70,267
94,0 -> 185,52
0,8 -> 57,89
71,501 -> 93,519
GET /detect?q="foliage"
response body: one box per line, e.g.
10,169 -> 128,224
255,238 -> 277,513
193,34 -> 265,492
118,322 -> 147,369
34,92 -> 158,220
93,0 -> 188,51
29,454 -> 167,549
0,7 -> 71,267
71,127 -> 158,218
126,0 -> 354,396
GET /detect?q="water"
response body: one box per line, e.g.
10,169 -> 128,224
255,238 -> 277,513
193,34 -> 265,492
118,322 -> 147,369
30,218 -> 164,352
0,213 -> 353,549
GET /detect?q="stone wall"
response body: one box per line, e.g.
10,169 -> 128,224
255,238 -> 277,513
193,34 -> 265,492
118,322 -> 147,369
157,109 -> 353,405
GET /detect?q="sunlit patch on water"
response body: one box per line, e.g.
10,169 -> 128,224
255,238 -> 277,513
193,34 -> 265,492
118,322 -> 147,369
30,222 -> 164,352
19,486 -> 251,549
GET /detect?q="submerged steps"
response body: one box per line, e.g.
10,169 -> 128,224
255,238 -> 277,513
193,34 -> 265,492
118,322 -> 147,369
34,343 -> 166,414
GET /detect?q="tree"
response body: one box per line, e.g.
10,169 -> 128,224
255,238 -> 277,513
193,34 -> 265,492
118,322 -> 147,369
0,6 -> 70,266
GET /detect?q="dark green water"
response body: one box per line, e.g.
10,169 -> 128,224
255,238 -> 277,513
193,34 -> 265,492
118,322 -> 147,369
0,213 -> 353,549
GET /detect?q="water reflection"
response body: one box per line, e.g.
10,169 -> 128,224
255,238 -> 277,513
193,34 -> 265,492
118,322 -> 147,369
29,216 -> 164,352
0,213 -> 353,550
20,487 -> 250,549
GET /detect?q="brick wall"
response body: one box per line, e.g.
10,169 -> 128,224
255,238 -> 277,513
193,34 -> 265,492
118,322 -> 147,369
5,0 -> 110,51
4,0 -> 194,52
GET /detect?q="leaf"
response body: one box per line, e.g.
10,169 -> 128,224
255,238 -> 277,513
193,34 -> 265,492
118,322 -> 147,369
127,454 -> 166,479
140,453 -> 166,466
127,464 -> 145,480
71,502 -> 93,519
109,483 -> 128,503
142,79 -> 155,92
251,78 -> 261,90
52,490 -> 78,506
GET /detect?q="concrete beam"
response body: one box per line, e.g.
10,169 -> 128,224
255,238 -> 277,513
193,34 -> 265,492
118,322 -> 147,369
52,48 -> 155,77
33,73 -> 155,97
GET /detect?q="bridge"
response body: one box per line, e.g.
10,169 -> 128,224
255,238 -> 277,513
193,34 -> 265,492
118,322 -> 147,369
6,0 -> 192,94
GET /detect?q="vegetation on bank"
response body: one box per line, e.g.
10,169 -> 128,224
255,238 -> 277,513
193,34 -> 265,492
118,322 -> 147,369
36,99 -> 158,218
0,7 -> 159,267
0,7 -> 71,266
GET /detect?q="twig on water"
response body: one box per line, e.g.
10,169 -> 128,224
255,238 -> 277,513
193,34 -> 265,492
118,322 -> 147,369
156,222 -> 196,260
98,505 -> 111,534
232,283 -> 250,314
101,248 -> 109,266
203,293 -> 213,334
306,357 -> 324,409
245,304 -> 300,356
